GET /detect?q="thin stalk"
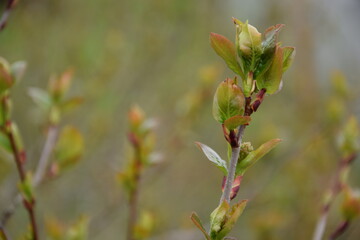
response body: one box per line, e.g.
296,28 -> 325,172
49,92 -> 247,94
126,145 -> 142,240
312,154 -> 356,240
0,0 -> 16,31
33,125 -> 58,186
221,124 -> 245,203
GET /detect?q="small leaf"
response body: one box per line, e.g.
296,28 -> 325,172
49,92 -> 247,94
282,47 -> 295,72
60,97 -> 84,114
224,115 -> 251,130
28,87 -> 52,110
10,61 -> 27,83
256,45 -> 284,94
342,187 -> 360,220
190,212 -> 211,240
49,69 -> 74,102
54,125 -> 84,170
0,131 -> 11,153
236,139 -> 281,175
213,78 -> 245,123
338,116 -> 359,156
210,33 -> 244,78
195,142 -> 228,175
133,211 -> 155,240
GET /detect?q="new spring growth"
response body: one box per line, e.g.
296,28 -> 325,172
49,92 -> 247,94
210,19 -> 295,96
193,19 -> 294,240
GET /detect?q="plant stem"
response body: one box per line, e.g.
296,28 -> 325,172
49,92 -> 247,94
1,96 -> 38,240
329,220 -> 350,240
33,125 -> 58,186
126,145 -> 142,240
221,124 -> 245,203
0,226 -> 10,240
312,154 -> 356,240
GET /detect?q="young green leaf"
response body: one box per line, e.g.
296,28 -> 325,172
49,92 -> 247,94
0,57 -> 14,93
236,139 -> 281,175
210,200 -> 230,240
213,78 -> 245,123
224,115 -> 251,130
195,142 -> 228,175
18,173 -> 34,203
256,45 -> 284,94
338,116 -> 359,156
282,47 -> 296,72
210,33 -> 244,78
190,212 -> 211,240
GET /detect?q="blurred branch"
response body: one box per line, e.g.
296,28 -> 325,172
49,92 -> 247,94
33,125 -> 58,186
312,154 -> 357,240
329,220 -> 350,240
0,226 -> 10,240
0,0 -> 16,31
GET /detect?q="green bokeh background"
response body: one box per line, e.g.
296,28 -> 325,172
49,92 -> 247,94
0,0 -> 360,239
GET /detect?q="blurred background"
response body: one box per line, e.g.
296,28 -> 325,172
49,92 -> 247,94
0,0 -> 360,239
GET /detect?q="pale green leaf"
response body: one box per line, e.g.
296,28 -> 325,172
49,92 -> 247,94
195,142 -> 228,175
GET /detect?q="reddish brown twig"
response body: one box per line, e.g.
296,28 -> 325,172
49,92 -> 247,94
0,96 -> 38,240
329,220 -> 350,240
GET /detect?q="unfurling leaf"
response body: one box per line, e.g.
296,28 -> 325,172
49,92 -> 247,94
190,212 -> 211,240
217,200 -> 248,239
210,200 -> 247,240
210,200 -> 230,239
237,21 -> 262,73
28,87 -> 52,110
236,139 -> 281,175
195,142 -> 228,174
213,78 -> 245,123
342,187 -> 360,220
54,125 -> 84,170
210,33 -> 244,78
224,115 -> 251,130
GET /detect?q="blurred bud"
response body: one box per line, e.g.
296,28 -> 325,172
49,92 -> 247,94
0,95 -> 12,125
129,105 -> 145,130
342,187 -> 360,220
66,216 -> 89,240
49,106 -> 61,125
10,122 -> 25,161
326,97 -> 345,124
49,69 -> 74,103
337,116 -> 359,157
18,173 -> 34,203
46,217 -> 65,240
0,57 -> 14,93
213,78 -> 245,123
